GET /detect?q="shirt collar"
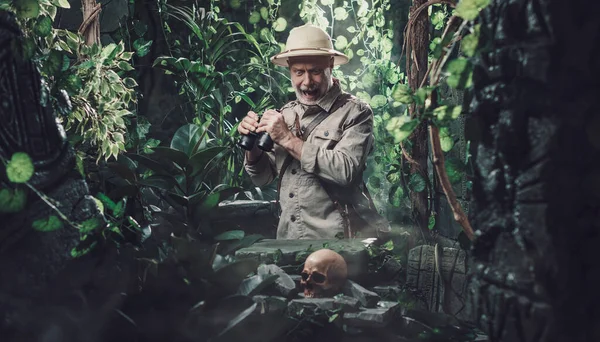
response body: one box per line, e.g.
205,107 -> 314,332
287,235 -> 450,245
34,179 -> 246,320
316,80 -> 342,113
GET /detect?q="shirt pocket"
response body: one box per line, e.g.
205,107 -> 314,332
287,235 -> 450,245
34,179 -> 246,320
311,127 -> 343,150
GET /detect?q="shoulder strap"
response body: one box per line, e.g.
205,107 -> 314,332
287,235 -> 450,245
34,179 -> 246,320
276,94 -> 351,211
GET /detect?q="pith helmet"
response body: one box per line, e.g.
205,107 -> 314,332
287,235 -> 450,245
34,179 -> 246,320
270,24 -> 349,67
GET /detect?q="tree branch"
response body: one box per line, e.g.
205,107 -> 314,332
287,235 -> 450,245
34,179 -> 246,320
428,124 -> 475,241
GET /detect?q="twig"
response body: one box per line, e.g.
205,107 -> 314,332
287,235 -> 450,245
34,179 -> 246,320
78,3 -> 102,36
401,0 -> 457,65
428,124 -> 475,241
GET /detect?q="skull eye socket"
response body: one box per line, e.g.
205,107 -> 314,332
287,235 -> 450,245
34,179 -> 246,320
300,271 -> 327,284
311,272 -> 326,284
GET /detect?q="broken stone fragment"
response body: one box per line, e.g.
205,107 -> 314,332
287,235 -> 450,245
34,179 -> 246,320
288,298 -> 336,317
333,295 -> 360,312
342,280 -> 380,308
252,295 -> 288,315
371,285 -> 403,300
257,264 -> 298,298
380,257 -> 403,280
343,301 -> 400,328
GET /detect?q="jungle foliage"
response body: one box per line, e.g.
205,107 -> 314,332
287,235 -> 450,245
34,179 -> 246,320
0,0 -> 489,340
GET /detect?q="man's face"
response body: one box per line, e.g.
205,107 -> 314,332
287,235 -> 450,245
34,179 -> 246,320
288,56 -> 334,105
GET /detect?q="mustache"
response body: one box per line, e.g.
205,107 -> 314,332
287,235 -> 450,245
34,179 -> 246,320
299,86 -> 318,92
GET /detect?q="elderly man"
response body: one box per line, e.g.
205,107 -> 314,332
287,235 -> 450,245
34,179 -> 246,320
238,24 -> 390,239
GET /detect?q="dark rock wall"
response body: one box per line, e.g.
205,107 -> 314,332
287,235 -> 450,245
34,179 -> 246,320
467,0 -> 600,341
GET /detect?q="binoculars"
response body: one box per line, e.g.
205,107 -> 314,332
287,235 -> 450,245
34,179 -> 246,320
237,112 -> 276,151
237,130 -> 274,151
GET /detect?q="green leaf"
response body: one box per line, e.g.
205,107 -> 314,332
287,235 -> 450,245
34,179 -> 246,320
391,83 -> 413,104
52,0 -> 71,8
6,152 -> 34,183
79,217 -> 102,233
329,313 -> 339,323
34,16 -> 53,37
434,105 -> 462,121
428,215 -> 436,230
334,7 -> 349,21
455,0 -> 490,21
409,173 -> 426,192
445,158 -> 465,184
45,50 -> 63,76
150,146 -> 189,168
15,0 -> 39,18
445,58 -> 473,89
133,38 -> 152,57
188,147 -> 227,176
118,61 -> 134,71
171,123 -> 202,155
248,11 -> 261,24
369,94 -> 387,109
215,230 -> 245,241
0,188 -> 27,213
123,77 -> 138,88
272,17 -> 287,32
212,259 -> 260,293
334,35 -> 348,50
440,134 -> 454,152
386,116 -> 419,143
260,7 -> 268,20
320,0 -> 334,5
461,24 -> 481,57
237,274 -> 279,296
32,215 -> 64,232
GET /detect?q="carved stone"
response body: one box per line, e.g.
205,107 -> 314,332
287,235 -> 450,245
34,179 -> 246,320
406,245 -> 469,320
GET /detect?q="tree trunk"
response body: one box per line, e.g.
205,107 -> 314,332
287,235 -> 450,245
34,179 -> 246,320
80,0 -> 101,46
468,0 -> 600,341
405,0 -> 430,237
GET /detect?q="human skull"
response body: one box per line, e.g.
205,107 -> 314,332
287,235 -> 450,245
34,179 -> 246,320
300,249 -> 348,298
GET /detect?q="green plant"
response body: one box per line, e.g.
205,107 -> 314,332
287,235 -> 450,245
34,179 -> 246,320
2,0 -> 139,162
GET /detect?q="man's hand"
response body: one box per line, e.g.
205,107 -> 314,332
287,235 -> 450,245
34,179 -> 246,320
238,111 -> 260,135
258,109 -> 304,160
256,109 -> 292,144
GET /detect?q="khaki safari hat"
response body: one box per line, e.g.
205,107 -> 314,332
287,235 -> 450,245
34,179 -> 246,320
270,24 -> 349,67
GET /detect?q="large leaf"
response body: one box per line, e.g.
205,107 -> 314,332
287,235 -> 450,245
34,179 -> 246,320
215,230 -> 245,241
211,303 -> 258,342
221,234 -> 264,255
212,259 -> 260,294
127,153 -> 172,176
193,186 -> 241,219
151,146 -> 189,168
171,124 -> 203,156
188,146 -> 227,176
237,274 -> 279,297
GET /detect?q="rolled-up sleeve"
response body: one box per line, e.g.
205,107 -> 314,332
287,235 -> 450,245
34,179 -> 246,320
244,151 -> 277,187
300,104 -> 374,186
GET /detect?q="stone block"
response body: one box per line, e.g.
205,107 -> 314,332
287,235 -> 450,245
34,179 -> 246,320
257,264 -> 298,297
252,295 -> 288,315
236,239 -> 369,279
406,245 -> 469,319
343,302 -> 400,328
333,295 -> 360,312
342,280 -> 380,308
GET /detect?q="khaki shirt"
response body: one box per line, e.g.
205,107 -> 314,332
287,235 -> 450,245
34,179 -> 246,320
244,82 -> 376,239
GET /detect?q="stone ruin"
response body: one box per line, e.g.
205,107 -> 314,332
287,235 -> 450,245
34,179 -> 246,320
220,237 -> 485,341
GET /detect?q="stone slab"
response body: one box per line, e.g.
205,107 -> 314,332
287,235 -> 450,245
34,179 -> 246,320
342,280 -> 380,308
343,301 -> 400,328
236,239 -> 369,279
334,295 -> 361,312
252,295 -> 288,315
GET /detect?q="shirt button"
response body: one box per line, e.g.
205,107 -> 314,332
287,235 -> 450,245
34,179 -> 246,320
324,130 -> 329,137
289,193 -> 294,198
291,169 -> 297,174
291,215 -> 296,222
